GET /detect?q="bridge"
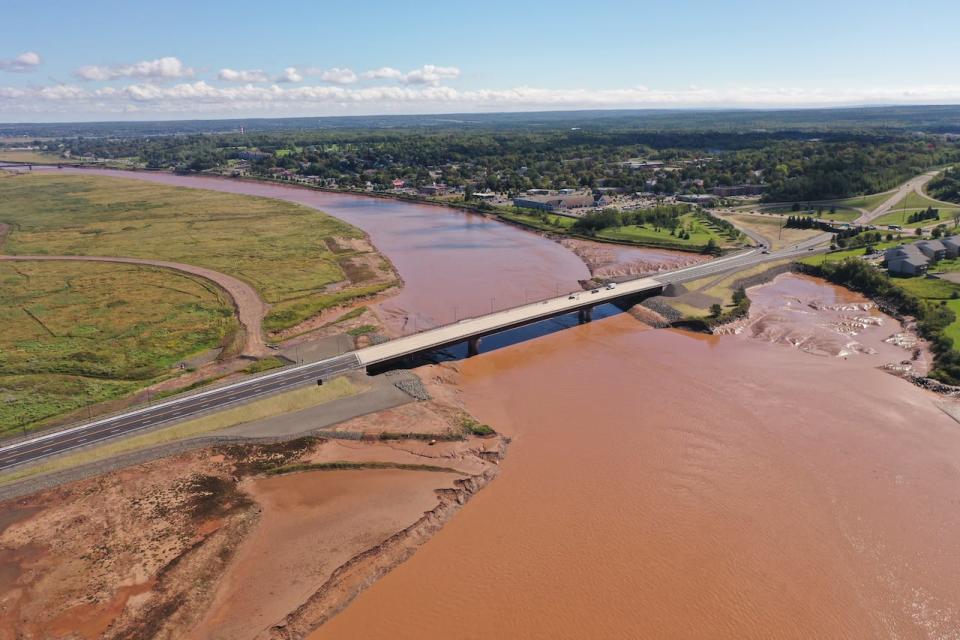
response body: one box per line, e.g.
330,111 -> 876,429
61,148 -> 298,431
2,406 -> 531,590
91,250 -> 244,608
0,242 -> 828,472
357,276 -> 663,369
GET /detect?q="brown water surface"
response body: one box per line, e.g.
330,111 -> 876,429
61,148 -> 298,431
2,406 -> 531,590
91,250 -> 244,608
313,275 -> 960,639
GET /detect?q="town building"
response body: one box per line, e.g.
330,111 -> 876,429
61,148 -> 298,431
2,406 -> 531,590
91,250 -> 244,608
941,235 -> 960,258
916,239 -> 947,261
677,194 -> 718,205
512,194 -> 608,212
885,244 -> 930,276
418,184 -> 447,196
711,184 -> 767,197
238,150 -> 270,161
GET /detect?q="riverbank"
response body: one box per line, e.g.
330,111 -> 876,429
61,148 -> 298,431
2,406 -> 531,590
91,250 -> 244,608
0,366 -> 508,639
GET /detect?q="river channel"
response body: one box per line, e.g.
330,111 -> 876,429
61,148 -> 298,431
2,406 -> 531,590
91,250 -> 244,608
58,170 -> 960,638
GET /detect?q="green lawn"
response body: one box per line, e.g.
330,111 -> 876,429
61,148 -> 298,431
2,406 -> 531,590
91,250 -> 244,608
888,190 -> 957,212
832,191 -> 896,212
0,173 -> 397,332
499,209 -> 732,250
896,276 -> 960,300
798,241 -> 900,267
0,260 -> 238,437
872,209 -> 960,229
759,205 -> 861,221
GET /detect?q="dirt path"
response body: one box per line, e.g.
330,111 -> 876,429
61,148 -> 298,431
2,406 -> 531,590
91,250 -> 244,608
0,254 -> 269,357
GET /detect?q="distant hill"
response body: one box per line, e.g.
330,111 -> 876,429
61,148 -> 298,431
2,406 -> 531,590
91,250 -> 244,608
3,105 -> 960,138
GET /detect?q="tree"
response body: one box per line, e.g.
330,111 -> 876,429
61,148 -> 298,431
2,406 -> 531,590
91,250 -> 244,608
702,238 -> 721,256
732,287 -> 747,305
710,303 -> 723,318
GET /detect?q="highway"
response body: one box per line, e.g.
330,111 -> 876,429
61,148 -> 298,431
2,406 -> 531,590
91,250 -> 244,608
0,238 -> 827,473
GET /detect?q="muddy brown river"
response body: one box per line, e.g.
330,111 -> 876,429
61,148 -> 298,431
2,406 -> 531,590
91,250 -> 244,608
45,171 -> 960,638
310,275 -> 960,639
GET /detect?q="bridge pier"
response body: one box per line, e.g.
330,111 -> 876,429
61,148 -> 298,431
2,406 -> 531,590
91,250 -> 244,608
467,336 -> 482,357
578,306 -> 593,323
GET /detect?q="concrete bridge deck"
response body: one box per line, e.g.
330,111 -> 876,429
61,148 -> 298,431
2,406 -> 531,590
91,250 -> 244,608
357,276 -> 663,367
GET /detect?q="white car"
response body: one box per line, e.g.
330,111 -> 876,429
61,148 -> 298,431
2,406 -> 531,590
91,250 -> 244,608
605,283 -> 617,290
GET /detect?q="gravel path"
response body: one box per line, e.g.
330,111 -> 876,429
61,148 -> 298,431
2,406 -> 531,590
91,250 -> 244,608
0,253 -> 269,356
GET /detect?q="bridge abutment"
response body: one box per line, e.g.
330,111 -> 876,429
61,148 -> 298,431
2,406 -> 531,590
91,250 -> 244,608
578,306 -> 593,323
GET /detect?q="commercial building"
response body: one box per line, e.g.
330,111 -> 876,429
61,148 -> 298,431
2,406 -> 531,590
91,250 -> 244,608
512,194 -> 608,212
418,184 -> 447,196
711,184 -> 767,197
677,194 -> 718,205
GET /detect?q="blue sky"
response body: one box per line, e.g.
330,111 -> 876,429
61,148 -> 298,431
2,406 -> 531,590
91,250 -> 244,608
2,0 -> 959,121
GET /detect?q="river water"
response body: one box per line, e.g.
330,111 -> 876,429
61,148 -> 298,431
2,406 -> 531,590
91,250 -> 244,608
48,170 -> 960,638
313,275 -> 960,639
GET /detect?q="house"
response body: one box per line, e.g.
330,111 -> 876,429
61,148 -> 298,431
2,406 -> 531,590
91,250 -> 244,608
391,178 -> 407,189
885,244 -> 930,276
472,191 -> 497,200
916,239 -> 947,261
940,235 -> 960,258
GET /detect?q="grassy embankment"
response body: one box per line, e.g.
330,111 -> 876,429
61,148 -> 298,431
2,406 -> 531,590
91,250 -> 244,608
0,173 -> 395,435
0,173 -> 397,331
497,209 -> 736,251
871,191 -> 960,228
0,261 -> 238,437
726,213 -> 823,250
0,150 -> 81,164
666,260 -> 789,320
0,376 -> 364,487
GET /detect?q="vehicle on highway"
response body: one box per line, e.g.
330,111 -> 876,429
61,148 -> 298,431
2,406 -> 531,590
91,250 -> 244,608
605,283 -> 617,290
591,288 -> 600,294
761,249 -> 770,254
568,294 -> 578,300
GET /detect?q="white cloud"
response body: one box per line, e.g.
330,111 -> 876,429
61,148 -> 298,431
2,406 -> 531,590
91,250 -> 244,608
276,67 -> 303,83
403,64 -> 460,86
362,66 -> 404,81
74,57 -> 194,81
0,51 -> 41,72
313,67 -> 358,85
218,68 -> 269,83
7,79 -> 960,117
361,64 -> 460,86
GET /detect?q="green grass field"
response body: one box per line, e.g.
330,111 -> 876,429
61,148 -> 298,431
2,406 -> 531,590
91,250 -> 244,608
0,150 -> 78,164
832,192 -> 895,212
759,205 -> 861,221
872,209 -> 960,229
498,209 -> 732,250
0,260 -> 238,436
797,241 -> 901,267
0,173 -> 397,331
888,190 -> 957,212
